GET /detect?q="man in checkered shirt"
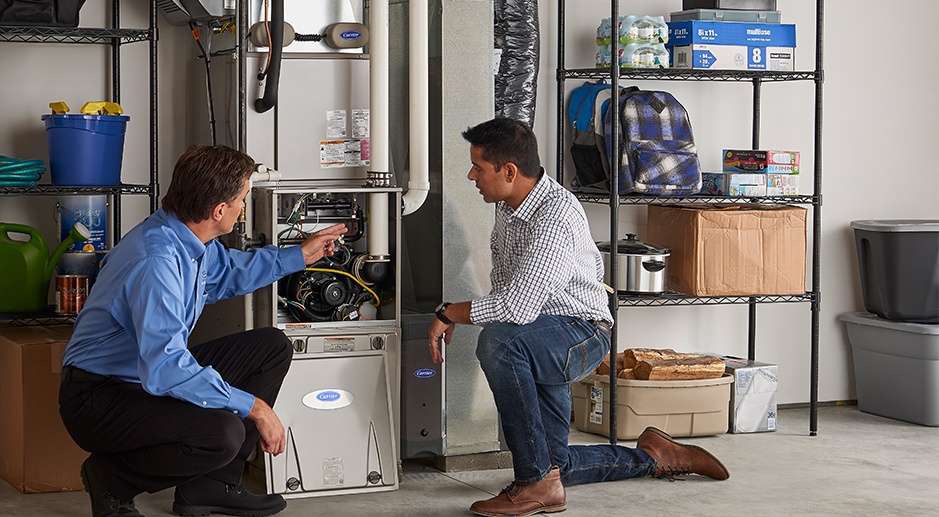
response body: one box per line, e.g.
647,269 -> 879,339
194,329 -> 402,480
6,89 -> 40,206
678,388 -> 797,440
428,118 -> 729,517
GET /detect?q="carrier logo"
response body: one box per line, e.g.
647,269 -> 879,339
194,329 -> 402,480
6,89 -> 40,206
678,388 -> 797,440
302,389 -> 355,410
341,30 -> 362,40
414,368 -> 437,379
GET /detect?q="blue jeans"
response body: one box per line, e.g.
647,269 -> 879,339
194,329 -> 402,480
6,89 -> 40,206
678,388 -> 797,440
475,315 -> 656,486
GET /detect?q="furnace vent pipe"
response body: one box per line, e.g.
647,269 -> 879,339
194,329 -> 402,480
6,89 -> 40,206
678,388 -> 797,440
401,0 -> 430,216
366,0 -> 391,261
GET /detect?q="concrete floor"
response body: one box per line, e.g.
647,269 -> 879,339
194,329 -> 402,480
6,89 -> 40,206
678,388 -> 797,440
3,405 -> 938,517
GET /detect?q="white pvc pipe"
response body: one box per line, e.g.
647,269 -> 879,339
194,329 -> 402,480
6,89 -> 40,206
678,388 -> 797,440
402,0 -> 430,216
367,192 -> 390,257
367,0 -> 391,260
370,0 -> 390,174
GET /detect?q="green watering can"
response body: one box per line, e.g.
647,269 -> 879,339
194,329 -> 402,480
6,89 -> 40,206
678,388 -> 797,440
0,222 -> 90,313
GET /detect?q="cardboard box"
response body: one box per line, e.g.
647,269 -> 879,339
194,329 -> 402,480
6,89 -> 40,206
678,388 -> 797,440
647,204 -> 807,296
723,149 -> 800,174
572,374 -> 732,439
667,21 -> 796,47
722,356 -> 778,433
702,172 -> 767,196
766,173 -> 800,196
669,44 -> 794,70
0,325 -> 87,493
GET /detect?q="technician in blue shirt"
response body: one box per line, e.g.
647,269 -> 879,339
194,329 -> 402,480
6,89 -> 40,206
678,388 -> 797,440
59,145 -> 347,517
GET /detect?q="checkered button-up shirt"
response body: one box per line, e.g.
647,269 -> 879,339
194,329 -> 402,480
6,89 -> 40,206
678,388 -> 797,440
469,173 -> 613,327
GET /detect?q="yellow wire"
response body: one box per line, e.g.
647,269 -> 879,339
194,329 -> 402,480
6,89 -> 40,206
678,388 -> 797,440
304,268 -> 380,306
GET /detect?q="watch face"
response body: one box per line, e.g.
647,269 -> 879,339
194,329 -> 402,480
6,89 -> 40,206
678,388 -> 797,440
435,302 -> 447,313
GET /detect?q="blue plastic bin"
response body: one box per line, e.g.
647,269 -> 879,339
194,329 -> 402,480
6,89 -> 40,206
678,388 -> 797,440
42,113 -> 129,186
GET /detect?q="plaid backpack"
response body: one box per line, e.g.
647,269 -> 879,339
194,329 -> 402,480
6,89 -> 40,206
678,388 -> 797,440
604,88 -> 701,195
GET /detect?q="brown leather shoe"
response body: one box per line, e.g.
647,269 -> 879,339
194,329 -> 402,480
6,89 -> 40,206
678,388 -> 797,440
637,427 -> 730,481
470,467 -> 566,517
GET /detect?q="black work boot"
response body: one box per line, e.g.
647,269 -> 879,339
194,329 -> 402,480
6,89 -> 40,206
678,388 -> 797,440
172,476 -> 286,517
80,456 -> 144,517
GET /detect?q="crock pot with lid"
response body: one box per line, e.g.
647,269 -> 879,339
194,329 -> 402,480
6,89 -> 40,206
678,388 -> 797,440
596,234 -> 670,294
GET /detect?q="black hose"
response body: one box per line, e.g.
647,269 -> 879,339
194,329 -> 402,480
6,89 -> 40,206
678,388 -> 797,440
254,0 -> 284,113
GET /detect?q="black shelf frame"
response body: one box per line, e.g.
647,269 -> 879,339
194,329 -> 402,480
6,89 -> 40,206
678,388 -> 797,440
0,2 -> 159,328
0,308 -> 75,327
0,0 -> 159,243
0,26 -> 150,44
556,0 -> 824,437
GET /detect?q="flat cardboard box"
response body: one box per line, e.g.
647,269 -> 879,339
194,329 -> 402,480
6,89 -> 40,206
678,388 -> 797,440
0,325 -> 87,493
647,204 -> 807,296
669,43 -> 795,70
572,374 -> 732,439
722,356 -> 778,433
701,172 -> 767,197
723,149 -> 800,174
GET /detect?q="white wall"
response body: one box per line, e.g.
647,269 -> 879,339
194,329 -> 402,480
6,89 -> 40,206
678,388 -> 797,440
534,0 -> 939,405
2,0 -> 937,406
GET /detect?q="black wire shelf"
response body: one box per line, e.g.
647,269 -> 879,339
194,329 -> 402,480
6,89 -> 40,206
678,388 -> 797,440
618,291 -> 816,307
573,192 -> 818,206
0,184 -> 153,195
0,26 -> 151,44
0,307 -> 75,327
561,67 -> 817,82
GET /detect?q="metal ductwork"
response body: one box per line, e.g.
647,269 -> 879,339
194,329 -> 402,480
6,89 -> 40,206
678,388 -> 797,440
494,0 -> 539,126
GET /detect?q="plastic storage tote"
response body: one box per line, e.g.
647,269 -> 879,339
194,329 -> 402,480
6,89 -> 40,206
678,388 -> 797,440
850,220 -> 939,324
572,373 -> 732,439
841,312 -> 939,426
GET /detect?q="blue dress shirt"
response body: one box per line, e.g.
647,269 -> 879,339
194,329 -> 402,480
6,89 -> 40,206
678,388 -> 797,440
62,208 -> 305,418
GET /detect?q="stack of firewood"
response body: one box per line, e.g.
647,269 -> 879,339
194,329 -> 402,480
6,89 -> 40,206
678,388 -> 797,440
595,348 -> 725,381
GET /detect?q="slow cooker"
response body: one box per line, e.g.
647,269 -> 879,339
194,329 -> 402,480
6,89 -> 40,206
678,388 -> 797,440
596,234 -> 669,294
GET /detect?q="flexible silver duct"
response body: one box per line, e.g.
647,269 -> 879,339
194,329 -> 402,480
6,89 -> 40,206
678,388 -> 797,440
494,0 -> 539,126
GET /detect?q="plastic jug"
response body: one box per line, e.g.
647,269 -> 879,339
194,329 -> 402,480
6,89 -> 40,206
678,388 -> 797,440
0,222 -> 90,313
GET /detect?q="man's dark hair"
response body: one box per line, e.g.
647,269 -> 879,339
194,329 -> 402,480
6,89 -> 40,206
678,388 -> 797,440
462,118 -> 543,180
162,145 -> 255,224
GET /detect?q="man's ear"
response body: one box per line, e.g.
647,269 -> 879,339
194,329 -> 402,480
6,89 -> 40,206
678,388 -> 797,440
211,202 -> 226,221
503,162 -> 519,182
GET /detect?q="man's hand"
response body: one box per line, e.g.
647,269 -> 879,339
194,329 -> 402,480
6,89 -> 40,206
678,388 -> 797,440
428,317 -> 453,364
427,301 -> 470,364
299,223 -> 348,265
247,397 -> 286,456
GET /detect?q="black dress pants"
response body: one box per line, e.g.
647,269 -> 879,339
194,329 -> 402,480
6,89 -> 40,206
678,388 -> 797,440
59,327 -> 292,500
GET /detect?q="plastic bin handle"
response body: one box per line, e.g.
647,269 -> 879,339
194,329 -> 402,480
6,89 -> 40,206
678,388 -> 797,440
81,101 -> 124,115
49,101 -> 70,114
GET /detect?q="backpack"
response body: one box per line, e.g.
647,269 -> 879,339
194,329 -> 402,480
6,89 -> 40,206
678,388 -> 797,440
567,82 -> 621,191
603,88 -> 702,195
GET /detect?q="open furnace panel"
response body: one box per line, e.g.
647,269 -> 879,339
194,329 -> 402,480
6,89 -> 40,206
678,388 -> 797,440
251,182 -> 401,498
252,183 -> 400,331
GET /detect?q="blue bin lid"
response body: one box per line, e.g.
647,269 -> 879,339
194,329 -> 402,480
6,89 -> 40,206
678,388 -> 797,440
850,220 -> 939,233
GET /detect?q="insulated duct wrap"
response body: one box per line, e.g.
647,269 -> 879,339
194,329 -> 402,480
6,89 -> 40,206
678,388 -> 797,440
494,0 -> 538,126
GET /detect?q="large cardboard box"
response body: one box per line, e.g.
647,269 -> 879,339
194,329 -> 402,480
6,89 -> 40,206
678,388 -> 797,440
0,325 -> 87,493
722,356 -> 778,433
572,374 -> 732,439
647,204 -> 806,296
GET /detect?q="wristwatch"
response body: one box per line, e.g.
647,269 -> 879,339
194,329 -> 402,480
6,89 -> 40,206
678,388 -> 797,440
434,302 -> 452,325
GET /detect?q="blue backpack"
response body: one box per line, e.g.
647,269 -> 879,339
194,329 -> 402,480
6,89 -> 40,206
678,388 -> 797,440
567,82 -> 622,191
603,88 -> 702,195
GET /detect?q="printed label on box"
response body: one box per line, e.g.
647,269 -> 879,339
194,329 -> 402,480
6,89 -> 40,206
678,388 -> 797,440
671,44 -> 794,71
589,385 -> 604,424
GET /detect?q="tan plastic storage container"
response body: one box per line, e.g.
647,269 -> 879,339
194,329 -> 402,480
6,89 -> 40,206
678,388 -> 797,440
572,374 -> 732,439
